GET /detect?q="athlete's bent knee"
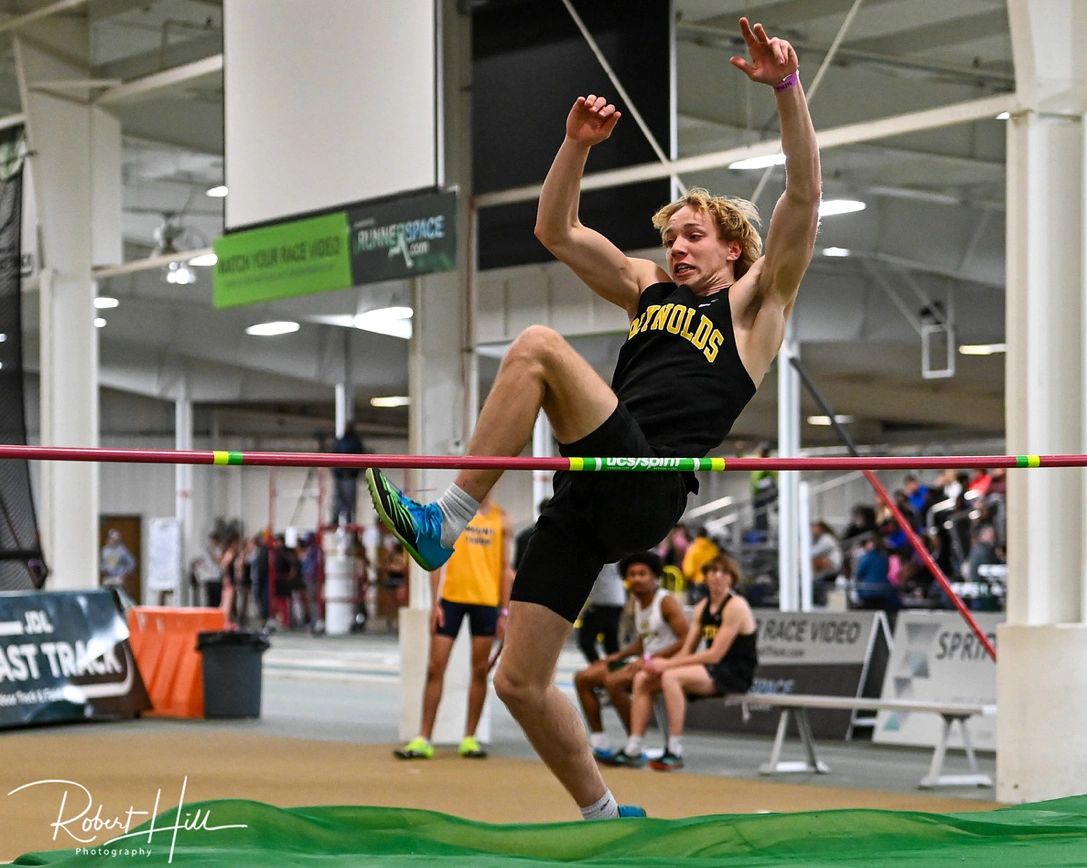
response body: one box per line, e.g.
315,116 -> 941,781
507,325 -> 565,370
494,666 -> 538,713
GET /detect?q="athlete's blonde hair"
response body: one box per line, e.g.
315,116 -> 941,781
651,188 -> 763,278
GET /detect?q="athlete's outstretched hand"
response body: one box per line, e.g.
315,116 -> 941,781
729,16 -> 798,87
565,95 -> 622,146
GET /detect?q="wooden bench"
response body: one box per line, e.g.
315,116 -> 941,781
723,693 -> 996,789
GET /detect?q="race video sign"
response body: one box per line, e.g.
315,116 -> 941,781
347,189 -> 456,283
213,189 -> 457,308
685,610 -> 891,739
0,590 -> 150,727
873,611 -> 1000,750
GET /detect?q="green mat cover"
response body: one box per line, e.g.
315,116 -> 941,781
14,795 -> 1087,867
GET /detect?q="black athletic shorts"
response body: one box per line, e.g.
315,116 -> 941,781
704,662 -> 754,696
511,402 -> 689,623
436,598 -> 499,639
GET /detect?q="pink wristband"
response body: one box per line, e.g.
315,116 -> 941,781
774,70 -> 800,92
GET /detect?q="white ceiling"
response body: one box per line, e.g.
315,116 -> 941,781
1,0 -> 1016,445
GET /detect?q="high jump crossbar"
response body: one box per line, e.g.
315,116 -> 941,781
0,445 -> 1078,471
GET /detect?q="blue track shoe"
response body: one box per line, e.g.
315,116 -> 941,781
617,806 -> 647,818
366,468 -> 454,571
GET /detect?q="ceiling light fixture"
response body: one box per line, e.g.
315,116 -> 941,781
370,396 -> 411,408
728,152 -> 785,170
819,199 -> 866,217
354,306 -> 413,340
206,185 -> 228,198
995,112 -> 1010,120
188,252 -> 218,267
94,317 -> 107,328
807,414 -> 854,426
245,321 -> 300,337
822,247 -> 851,257
165,261 -> 197,285
94,296 -> 119,309
959,342 -> 1006,356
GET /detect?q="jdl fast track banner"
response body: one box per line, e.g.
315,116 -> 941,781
213,189 -> 457,308
0,590 -> 150,727
685,610 -> 891,739
873,611 -> 1000,751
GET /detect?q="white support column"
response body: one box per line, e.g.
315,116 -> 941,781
999,0 -> 1087,803
399,0 -> 478,746
777,319 -> 801,611
15,28 -> 112,591
532,414 -> 554,517
797,480 -> 813,611
334,382 -> 350,439
175,380 -> 194,607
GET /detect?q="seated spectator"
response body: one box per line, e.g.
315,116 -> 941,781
851,534 -> 900,628
968,468 -> 993,497
604,555 -> 757,771
965,524 -> 1004,583
681,527 -> 719,604
810,520 -> 843,605
903,474 -> 932,517
574,552 -> 687,761
841,504 -> 877,544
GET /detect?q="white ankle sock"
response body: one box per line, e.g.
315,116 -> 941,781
623,735 -> 643,756
667,736 -> 684,757
580,789 -> 619,821
589,732 -> 611,751
436,484 -> 479,548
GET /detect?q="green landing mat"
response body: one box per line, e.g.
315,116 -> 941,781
14,796 -> 1087,867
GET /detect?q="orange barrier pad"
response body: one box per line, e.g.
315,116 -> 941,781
127,606 -> 226,718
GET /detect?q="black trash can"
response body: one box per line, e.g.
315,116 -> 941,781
196,630 -> 271,718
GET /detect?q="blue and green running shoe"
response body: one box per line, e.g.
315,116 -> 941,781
366,468 -> 454,571
617,805 -> 647,818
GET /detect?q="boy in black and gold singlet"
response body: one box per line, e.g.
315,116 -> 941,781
368,16 -> 821,820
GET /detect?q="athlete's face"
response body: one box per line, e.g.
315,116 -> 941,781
624,563 -> 658,596
662,206 -> 741,292
703,564 -> 735,593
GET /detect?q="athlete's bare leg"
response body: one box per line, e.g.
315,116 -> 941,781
494,601 -> 611,808
452,325 -> 618,502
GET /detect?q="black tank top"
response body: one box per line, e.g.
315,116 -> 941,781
700,592 -> 758,680
611,282 -> 757,459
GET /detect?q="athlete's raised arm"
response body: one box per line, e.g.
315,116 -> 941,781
731,17 -> 821,316
534,95 -> 666,318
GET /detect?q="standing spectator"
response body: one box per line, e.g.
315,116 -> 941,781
577,563 -> 626,664
100,528 -> 136,592
681,527 -> 720,604
658,525 -> 691,572
330,422 -> 365,525
810,520 -> 842,605
377,535 -> 408,631
842,504 -> 877,543
513,498 -> 550,571
749,442 -> 777,534
395,495 -> 512,760
233,536 -> 255,628
190,532 -> 223,608
299,532 -> 322,630
218,533 -> 242,626
249,533 -> 271,626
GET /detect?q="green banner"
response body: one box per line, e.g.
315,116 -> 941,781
213,212 -> 352,309
348,190 -> 457,284
212,191 -> 458,308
